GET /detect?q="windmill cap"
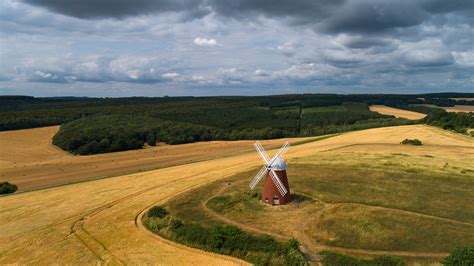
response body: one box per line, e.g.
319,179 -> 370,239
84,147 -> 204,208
271,156 -> 288,171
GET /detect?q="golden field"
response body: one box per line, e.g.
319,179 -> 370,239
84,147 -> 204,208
1,125 -> 473,264
450,98 -> 474,101
369,105 -> 426,120
0,126 -> 311,191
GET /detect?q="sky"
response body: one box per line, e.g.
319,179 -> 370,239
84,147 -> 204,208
0,0 -> 473,97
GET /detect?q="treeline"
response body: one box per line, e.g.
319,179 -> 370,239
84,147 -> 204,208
2,93 -> 472,155
53,115 -> 291,155
424,109 -> 474,135
300,103 -> 416,135
2,93 -> 469,132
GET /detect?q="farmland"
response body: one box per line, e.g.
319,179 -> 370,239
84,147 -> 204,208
1,93 -> 473,265
1,124 -> 473,264
369,105 -> 426,120
0,126 -> 312,192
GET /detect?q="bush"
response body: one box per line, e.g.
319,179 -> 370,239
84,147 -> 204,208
146,134 -> 157,146
146,218 -> 166,232
0,182 -> 18,194
373,256 -> 405,266
443,247 -> 474,266
401,139 -> 422,146
170,219 -> 183,230
164,221 -> 307,265
148,205 -> 169,218
322,252 -> 405,266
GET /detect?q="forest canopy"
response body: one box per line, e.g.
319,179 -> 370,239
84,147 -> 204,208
1,93 -> 472,155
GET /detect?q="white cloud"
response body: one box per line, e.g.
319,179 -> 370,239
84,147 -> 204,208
34,70 -> 57,79
191,75 -> 205,81
127,70 -> 140,80
254,69 -> 269,77
162,72 -> 180,79
275,42 -> 297,57
193,37 -> 220,47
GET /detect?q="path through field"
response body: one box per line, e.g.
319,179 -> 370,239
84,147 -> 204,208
1,125 -> 472,264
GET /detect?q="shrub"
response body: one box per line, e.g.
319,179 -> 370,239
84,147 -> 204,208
373,256 -> 405,266
146,218 -> 166,232
170,219 -> 183,230
0,182 -> 18,194
322,252 -> 405,266
401,139 -> 422,146
443,247 -> 474,266
146,134 -> 157,146
148,205 -> 169,218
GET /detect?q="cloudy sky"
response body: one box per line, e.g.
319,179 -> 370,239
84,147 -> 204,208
0,0 -> 473,97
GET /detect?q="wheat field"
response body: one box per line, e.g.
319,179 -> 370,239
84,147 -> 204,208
0,125 -> 473,264
369,105 -> 426,120
0,126 -> 311,192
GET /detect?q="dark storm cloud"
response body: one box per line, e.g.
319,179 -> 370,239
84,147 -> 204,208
319,1 -> 427,34
21,0 -> 210,19
421,0 -> 474,14
341,36 -> 393,49
21,0 -> 473,35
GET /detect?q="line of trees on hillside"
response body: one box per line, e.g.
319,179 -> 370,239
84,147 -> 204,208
52,115 -> 291,155
3,94 -> 472,155
424,109 -> 474,135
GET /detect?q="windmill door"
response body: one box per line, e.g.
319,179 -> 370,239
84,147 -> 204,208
272,195 -> 279,205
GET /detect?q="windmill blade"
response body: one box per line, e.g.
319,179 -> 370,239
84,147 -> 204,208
254,141 -> 270,165
269,169 -> 288,196
269,142 -> 290,166
249,166 -> 267,190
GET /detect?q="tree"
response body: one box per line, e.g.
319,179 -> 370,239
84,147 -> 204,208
0,182 -> 18,194
443,247 -> 474,266
146,134 -> 157,146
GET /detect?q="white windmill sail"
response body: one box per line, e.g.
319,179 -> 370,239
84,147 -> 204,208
249,166 -> 267,189
249,141 -> 290,196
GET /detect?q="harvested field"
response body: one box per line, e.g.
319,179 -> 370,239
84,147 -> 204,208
416,104 -> 474,113
0,125 -> 472,264
369,105 -> 426,120
450,98 -> 474,101
0,126 -> 312,191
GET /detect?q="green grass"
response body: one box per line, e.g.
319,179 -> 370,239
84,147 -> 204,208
314,204 -> 474,252
202,153 -> 474,256
144,178 -> 307,265
208,191 -> 264,214
287,162 -> 474,223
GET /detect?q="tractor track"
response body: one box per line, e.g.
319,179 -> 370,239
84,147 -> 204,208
68,160 -> 256,264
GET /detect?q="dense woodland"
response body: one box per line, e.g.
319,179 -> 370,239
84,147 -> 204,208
1,93 -> 473,155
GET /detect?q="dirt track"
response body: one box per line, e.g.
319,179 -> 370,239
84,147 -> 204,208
0,125 -> 472,264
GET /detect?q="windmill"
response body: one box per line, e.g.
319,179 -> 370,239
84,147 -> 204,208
250,141 -> 291,205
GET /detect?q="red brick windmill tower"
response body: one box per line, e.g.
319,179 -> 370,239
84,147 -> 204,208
250,141 -> 291,205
